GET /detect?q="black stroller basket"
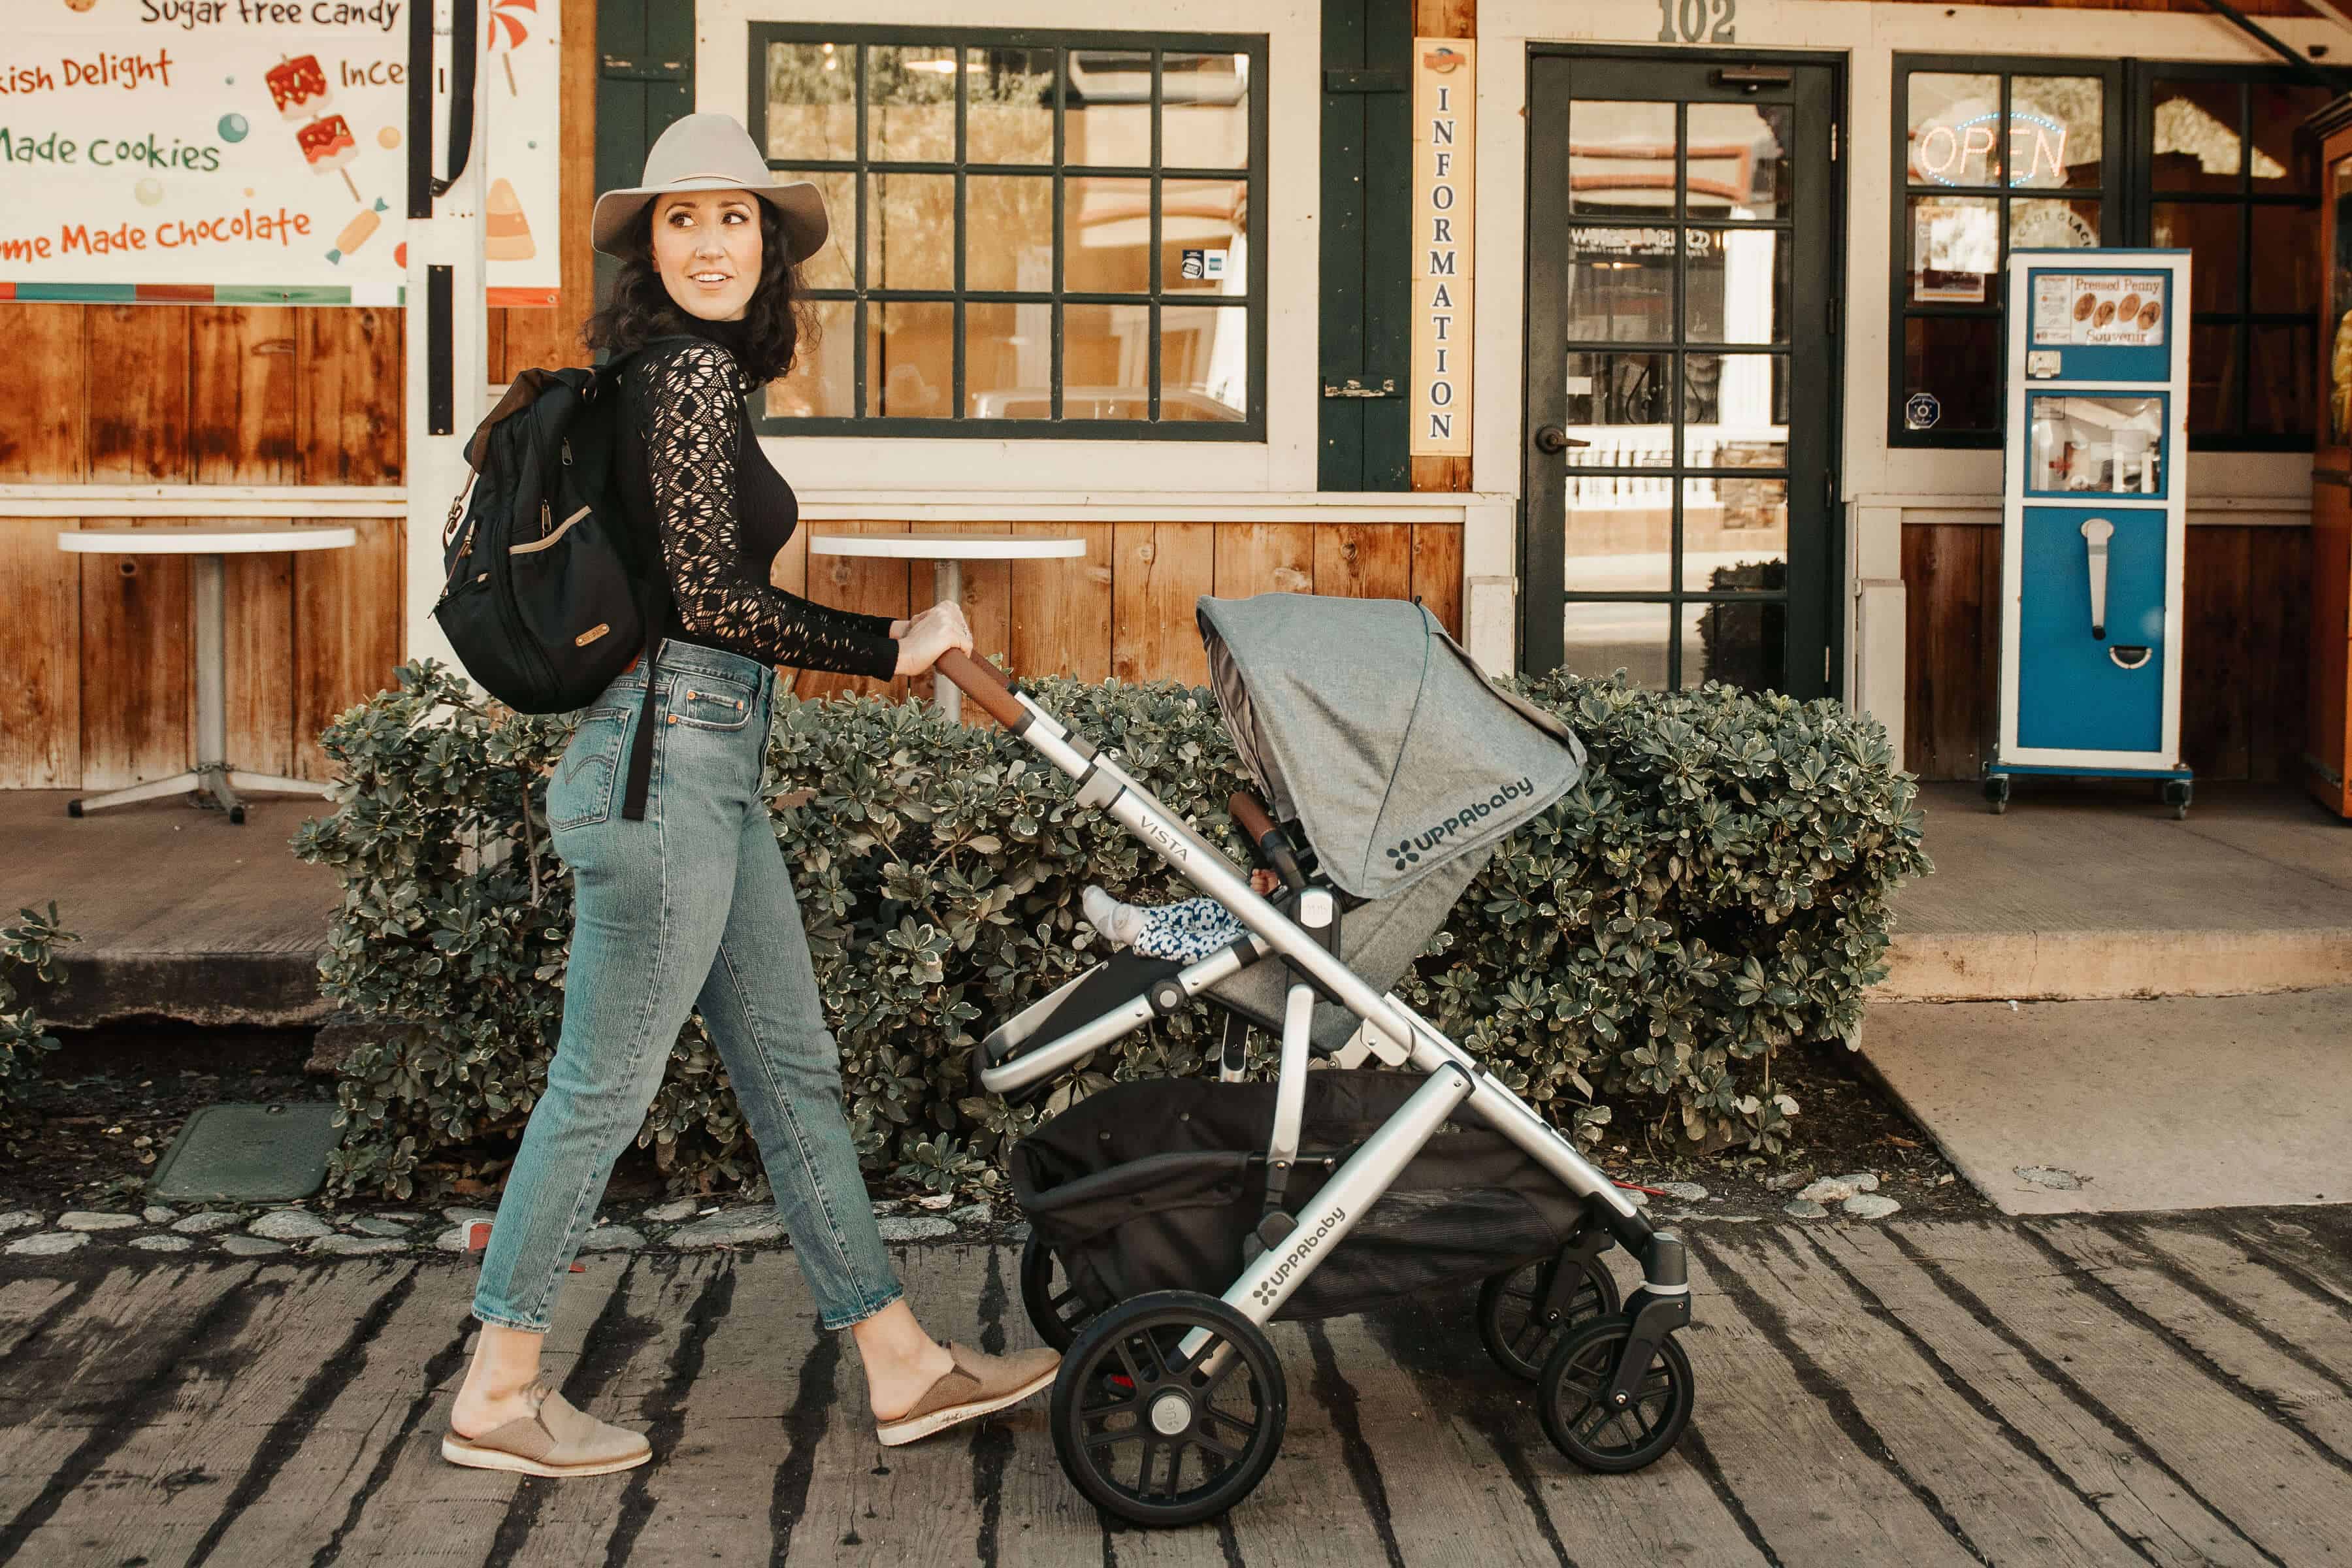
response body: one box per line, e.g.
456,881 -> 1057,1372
1013,1071 -> 1590,1324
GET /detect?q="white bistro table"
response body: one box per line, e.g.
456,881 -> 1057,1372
804,532 -> 1086,722
58,523 -> 359,824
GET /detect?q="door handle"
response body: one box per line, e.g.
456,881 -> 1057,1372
2080,517 -> 2114,640
1535,424 -> 1590,453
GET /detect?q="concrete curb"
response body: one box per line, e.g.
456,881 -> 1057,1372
1879,926 -> 2352,1003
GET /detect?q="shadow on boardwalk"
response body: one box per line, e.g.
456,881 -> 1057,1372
2,1211 -> 2349,1565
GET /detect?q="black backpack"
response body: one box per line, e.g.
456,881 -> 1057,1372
431,334 -> 694,821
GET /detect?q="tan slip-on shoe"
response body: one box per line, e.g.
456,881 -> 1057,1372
441,1375 -> 652,1478
875,1341 -> 1060,1447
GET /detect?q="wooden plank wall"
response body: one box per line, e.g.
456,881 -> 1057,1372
783,519 -> 1465,719
1901,523 -> 2311,782
0,0 -> 598,792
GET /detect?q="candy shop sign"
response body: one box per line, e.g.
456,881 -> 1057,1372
0,0 -> 557,305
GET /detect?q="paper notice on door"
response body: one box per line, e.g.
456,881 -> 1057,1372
2033,273 -> 2166,347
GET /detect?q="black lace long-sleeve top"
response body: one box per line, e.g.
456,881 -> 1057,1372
619,332 -> 900,679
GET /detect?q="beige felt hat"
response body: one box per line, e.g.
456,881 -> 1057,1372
591,112 -> 828,263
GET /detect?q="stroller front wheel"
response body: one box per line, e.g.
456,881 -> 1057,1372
1020,1234 -> 1099,1350
1538,1315 -> 1696,1474
1477,1252 -> 1622,1381
1050,1290 -> 1288,1529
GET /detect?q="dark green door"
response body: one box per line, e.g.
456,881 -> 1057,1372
1522,50 -> 1840,696
595,0 -> 696,306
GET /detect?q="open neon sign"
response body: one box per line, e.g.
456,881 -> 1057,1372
1914,110 -> 2068,188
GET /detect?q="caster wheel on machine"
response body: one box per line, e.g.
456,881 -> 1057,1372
1020,1233 -> 1099,1350
229,804 -> 246,825
1983,774 -> 2010,815
1477,1252 -> 1621,1381
2163,779 -> 2192,821
1051,1290 -> 1287,1529
1538,1315 -> 1696,1474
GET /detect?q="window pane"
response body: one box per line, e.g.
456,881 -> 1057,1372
966,176 -> 1055,291
766,299 -> 855,417
965,301 -> 1051,419
1684,598 -> 1786,693
867,172 -> 955,289
1062,302 -> 1152,417
1686,227 -> 1788,344
1570,101 -> 1676,218
866,301 -> 953,417
2251,84 -> 2330,193
1902,315 -> 2002,432
1159,304 -> 1247,421
764,41 -> 857,161
1567,227 -> 1675,342
2011,76 -> 2103,191
1162,178 -> 1249,293
783,170 -> 857,289
1162,51 -> 1250,170
1684,478 -> 1787,592
1684,353 -> 1788,470
2010,197 -> 2100,251
1687,104 -> 1790,222
966,46 -> 1056,165
866,45 -> 958,162
2248,322 -> 2315,436
2187,321 -> 2239,435
1561,602 -> 1671,687
1066,50 -> 1152,167
1907,195 -> 1999,304
1564,487 -> 1673,589
2149,78 -> 2244,192
1908,73 -> 2001,187
1563,350 -> 1673,465
1064,176 -> 1152,292
2152,201 -> 2242,314
2251,204 -> 2319,315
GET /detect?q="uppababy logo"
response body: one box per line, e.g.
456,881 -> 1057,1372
1249,1204 -> 1347,1305
1385,777 -> 1534,870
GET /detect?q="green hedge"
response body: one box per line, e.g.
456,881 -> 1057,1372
1,903 -> 75,1126
292,658 -> 1929,1201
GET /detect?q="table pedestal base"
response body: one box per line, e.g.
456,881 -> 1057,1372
934,559 -> 964,724
69,764 -> 335,826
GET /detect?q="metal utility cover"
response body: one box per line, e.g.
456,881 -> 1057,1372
148,1102 -> 343,1203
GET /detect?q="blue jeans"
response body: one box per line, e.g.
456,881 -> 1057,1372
473,640 -> 904,1333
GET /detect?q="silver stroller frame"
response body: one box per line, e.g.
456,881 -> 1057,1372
944,653 -> 1691,1409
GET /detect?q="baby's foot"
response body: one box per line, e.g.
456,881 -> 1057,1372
1082,886 -> 1147,948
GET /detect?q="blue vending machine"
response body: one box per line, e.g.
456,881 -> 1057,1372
1986,249 -> 2194,817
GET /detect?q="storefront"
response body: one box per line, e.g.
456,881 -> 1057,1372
1,0 -> 2335,792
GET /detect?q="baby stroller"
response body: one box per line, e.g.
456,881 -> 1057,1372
941,593 -> 1695,1528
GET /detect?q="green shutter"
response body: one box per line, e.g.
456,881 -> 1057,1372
595,0 -> 696,306
1318,0 -> 1412,491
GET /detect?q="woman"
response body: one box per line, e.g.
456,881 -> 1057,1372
441,113 -> 1058,1478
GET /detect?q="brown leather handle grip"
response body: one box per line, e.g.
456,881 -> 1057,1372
1229,791 -> 1279,843
934,648 -> 1030,729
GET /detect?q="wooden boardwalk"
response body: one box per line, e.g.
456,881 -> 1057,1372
1,1213 -> 2347,1566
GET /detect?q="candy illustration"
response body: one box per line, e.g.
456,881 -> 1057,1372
328,198 -> 391,264
219,112 -> 250,143
65,0 -> 100,11
485,177 -> 535,260
377,125 -> 402,150
488,0 -> 538,97
298,114 -> 361,201
135,176 -> 164,206
265,55 -> 334,122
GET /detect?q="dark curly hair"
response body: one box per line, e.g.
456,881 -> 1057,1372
583,198 -> 818,384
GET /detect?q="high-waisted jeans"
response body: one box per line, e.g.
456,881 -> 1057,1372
473,640 -> 904,1333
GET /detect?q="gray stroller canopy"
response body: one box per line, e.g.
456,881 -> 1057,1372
1197,593 -> 1587,901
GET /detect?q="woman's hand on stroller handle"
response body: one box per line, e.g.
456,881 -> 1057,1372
891,601 -> 974,680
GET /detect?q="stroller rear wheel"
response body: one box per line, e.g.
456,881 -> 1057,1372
1050,1290 -> 1288,1529
1476,1252 -> 1621,1381
1538,1315 -> 1695,1473
1020,1235 -> 1100,1350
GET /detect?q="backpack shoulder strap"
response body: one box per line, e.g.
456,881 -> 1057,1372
612,333 -> 702,825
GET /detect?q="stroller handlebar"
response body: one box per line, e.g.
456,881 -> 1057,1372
934,648 -> 1032,729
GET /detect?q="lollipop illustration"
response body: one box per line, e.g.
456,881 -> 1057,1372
487,0 -> 538,97
265,55 -> 334,121
298,114 -> 362,201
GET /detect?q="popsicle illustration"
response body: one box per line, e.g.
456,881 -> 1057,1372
298,114 -> 361,201
265,55 -> 334,121
327,198 -> 391,264
485,178 -> 535,260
